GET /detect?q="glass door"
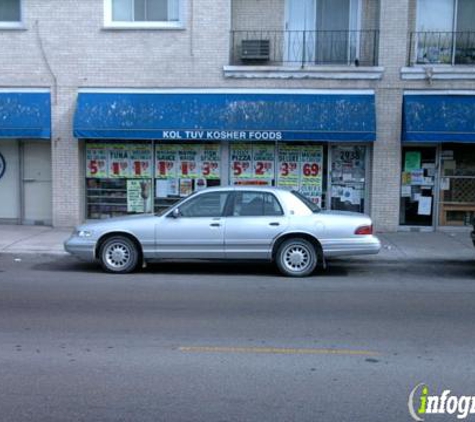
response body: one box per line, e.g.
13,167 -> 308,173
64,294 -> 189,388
400,146 -> 437,227
329,145 -> 367,213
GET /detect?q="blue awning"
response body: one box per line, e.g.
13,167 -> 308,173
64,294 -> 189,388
0,91 -> 51,139
73,91 -> 376,142
403,94 -> 475,143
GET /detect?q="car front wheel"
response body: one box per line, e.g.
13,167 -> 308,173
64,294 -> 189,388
99,236 -> 140,274
276,238 -> 318,277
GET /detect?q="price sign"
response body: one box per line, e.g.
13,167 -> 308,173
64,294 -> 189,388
129,144 -> 153,178
200,144 -> 221,179
109,145 -> 129,178
86,144 -> 108,178
253,145 -> 274,179
155,145 -> 177,179
231,144 -> 253,180
178,146 -> 199,178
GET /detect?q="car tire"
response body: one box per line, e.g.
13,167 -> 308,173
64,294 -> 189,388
99,236 -> 140,274
276,238 -> 318,277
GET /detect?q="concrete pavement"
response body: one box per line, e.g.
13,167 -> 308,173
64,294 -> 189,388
0,223 -> 473,261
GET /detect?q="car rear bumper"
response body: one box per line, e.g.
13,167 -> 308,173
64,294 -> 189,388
321,236 -> 382,257
64,236 -> 96,262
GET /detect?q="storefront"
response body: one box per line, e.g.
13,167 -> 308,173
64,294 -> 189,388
0,90 -> 52,225
74,89 -> 375,219
401,92 -> 475,229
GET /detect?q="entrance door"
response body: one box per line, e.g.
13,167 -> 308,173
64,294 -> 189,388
400,146 -> 437,228
329,145 -> 367,213
22,141 -> 52,225
0,140 -> 21,222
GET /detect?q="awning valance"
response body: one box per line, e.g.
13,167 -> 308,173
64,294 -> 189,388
403,94 -> 475,143
73,90 -> 376,142
0,91 -> 51,139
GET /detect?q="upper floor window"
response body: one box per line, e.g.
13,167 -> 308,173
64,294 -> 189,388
414,0 -> 475,65
0,0 -> 22,28
104,0 -> 183,29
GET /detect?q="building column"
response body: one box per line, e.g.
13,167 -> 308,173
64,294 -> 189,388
51,87 -> 82,227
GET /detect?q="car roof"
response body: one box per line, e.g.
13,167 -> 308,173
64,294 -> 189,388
198,186 -> 291,193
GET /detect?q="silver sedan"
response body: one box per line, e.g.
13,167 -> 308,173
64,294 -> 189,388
64,186 -> 381,277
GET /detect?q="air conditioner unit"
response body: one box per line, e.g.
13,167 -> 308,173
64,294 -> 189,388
240,39 -> 270,61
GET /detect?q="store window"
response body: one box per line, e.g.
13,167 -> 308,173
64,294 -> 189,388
229,142 -> 325,207
400,146 -> 437,227
439,144 -> 475,226
105,0 -> 182,28
85,141 -> 222,218
86,142 -> 154,218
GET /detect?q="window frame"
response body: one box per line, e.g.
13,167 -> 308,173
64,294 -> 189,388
104,0 -> 185,30
0,0 -> 24,30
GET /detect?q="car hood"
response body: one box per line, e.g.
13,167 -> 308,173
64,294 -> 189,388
77,214 -> 157,231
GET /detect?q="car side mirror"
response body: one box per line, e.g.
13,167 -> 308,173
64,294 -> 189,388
172,208 -> 181,219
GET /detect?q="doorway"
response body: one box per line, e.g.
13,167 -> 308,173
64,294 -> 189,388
22,141 -> 52,225
400,146 -> 437,228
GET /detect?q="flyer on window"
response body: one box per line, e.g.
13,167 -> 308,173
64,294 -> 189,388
277,144 -> 300,188
109,144 -> 130,178
200,144 -> 221,179
127,179 -> 152,213
230,143 -> 253,181
178,145 -> 199,179
253,144 -> 274,180
155,144 -> 178,179
129,144 -> 153,178
86,144 -> 108,178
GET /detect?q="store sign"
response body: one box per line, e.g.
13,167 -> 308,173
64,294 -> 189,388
0,152 -> 5,180
162,130 -> 283,141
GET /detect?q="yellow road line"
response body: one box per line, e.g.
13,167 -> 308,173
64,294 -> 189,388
178,346 -> 380,356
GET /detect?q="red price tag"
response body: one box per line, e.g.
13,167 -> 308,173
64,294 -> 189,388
303,163 -> 320,177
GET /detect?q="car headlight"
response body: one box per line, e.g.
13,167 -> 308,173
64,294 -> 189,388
76,229 -> 93,238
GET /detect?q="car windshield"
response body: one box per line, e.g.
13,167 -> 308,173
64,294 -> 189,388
291,191 -> 321,213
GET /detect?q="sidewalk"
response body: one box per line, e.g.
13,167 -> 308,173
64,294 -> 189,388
0,224 -> 473,261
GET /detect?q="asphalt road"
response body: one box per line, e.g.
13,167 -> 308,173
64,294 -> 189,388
0,254 -> 474,422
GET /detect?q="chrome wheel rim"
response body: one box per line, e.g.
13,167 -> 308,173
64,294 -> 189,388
104,242 -> 131,269
282,244 -> 312,273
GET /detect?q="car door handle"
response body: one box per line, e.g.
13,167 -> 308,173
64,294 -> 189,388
269,222 -> 280,226
210,223 -> 221,227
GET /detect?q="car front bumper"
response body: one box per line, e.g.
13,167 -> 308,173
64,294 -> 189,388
64,236 -> 97,262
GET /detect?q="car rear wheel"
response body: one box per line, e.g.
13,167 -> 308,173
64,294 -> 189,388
99,236 -> 139,274
276,238 -> 317,277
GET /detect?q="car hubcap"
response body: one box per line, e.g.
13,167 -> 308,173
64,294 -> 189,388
283,245 -> 311,272
105,243 -> 131,269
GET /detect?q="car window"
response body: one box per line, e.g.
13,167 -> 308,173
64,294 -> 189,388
232,192 -> 284,217
178,192 -> 228,218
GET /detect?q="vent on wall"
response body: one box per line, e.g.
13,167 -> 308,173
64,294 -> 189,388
240,39 -> 270,61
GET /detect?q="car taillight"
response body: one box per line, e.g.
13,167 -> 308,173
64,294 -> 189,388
355,225 -> 373,235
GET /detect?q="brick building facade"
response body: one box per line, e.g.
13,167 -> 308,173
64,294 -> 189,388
1,0 -> 475,230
